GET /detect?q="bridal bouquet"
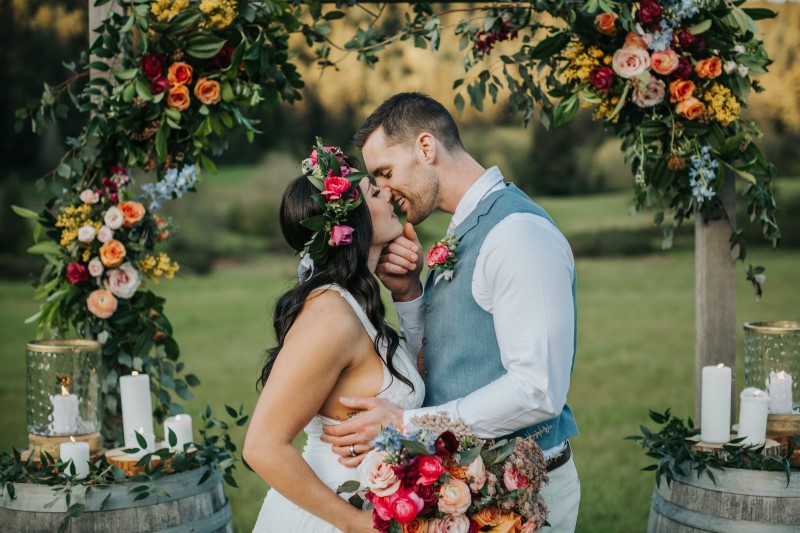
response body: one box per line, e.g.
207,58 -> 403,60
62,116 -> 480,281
347,414 -> 548,532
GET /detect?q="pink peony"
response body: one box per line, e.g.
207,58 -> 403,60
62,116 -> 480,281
438,478 -> 471,515
66,262 -> 90,284
612,47 -> 651,78
632,78 -> 666,108
503,466 -> 530,491
322,175 -> 351,201
427,244 -> 450,268
390,489 -> 424,524
329,225 -> 354,246
416,456 -> 446,486
86,289 -> 118,319
104,263 -> 141,299
427,515 -> 471,533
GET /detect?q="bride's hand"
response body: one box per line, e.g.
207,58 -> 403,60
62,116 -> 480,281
321,397 -> 404,467
377,223 -> 423,302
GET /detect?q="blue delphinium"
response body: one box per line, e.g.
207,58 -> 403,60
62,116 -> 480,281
140,164 -> 200,211
648,20 -> 674,52
370,423 -> 404,454
688,145 -> 719,204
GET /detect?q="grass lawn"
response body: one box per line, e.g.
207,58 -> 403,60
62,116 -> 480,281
1,180 -> 798,531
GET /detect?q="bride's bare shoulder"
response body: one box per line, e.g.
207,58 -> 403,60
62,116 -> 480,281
290,288 -> 362,339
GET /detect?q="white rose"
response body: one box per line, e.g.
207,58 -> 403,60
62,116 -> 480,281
612,47 -> 651,79
357,450 -> 400,497
104,263 -> 141,298
734,44 -> 746,55
737,65 -> 749,77
79,189 -> 99,204
97,226 -> 114,243
104,206 -> 124,230
724,60 -> 737,75
77,225 -> 97,243
88,258 -> 104,277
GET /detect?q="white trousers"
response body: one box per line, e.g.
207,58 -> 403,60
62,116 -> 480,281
539,456 -> 580,532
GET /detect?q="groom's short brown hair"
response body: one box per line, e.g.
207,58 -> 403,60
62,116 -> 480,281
354,92 -> 464,152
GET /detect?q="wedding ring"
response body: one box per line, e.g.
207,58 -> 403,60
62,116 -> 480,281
349,444 -> 357,457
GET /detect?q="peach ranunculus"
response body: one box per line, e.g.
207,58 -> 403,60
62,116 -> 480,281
612,47 -> 651,78
438,478 -> 471,515
473,507 -> 502,528
427,515 -> 471,533
675,96 -> 706,120
99,239 -> 126,268
695,57 -> 723,79
650,49 -> 680,75
118,201 -> 146,228
167,85 -> 190,111
466,454 -> 487,492
444,457 -> 467,481
669,79 -> 695,103
594,13 -> 618,36
86,289 -> 118,319
167,62 -> 193,86
402,518 -> 428,533
491,513 -> 523,533
194,78 -> 221,105
624,31 -> 648,50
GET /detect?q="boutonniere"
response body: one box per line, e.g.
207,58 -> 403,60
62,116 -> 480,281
426,234 -> 459,281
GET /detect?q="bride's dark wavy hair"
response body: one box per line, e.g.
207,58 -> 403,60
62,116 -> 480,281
257,175 -> 414,392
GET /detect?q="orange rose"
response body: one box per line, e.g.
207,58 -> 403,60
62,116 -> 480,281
167,62 -> 193,86
695,57 -> 722,79
473,507 -> 502,528
443,457 -> 467,481
491,512 -> 523,533
99,239 -> 126,268
594,13 -> 618,36
402,519 -> 427,533
167,85 -> 190,111
675,96 -> 705,120
651,49 -> 680,75
669,79 -> 695,103
193,78 -> 221,105
118,201 -> 146,228
624,31 -> 648,50
86,289 -> 118,319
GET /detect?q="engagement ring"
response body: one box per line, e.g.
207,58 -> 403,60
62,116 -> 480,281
349,444 -> 357,457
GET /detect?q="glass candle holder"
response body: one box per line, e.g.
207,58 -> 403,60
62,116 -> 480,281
744,322 -> 800,413
26,340 -> 102,436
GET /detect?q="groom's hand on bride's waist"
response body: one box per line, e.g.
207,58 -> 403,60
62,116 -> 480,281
320,396 -> 404,467
377,223 -> 423,302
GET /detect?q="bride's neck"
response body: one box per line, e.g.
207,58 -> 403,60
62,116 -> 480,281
368,245 -> 382,273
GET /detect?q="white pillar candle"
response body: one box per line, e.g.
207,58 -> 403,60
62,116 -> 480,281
59,437 -> 90,479
119,371 -> 154,449
50,385 -> 79,435
768,371 -> 793,414
701,364 -> 732,443
133,426 -> 157,451
738,387 -> 770,446
164,414 -> 193,450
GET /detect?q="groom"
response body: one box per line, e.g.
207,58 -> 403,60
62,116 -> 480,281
321,92 -> 580,531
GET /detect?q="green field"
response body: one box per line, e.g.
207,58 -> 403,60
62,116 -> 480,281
1,171 -> 798,531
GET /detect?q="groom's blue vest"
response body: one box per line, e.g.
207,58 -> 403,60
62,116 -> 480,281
422,183 -> 578,450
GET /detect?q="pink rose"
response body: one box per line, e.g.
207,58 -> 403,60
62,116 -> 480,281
77,225 -> 97,243
329,225 -> 354,246
503,466 -> 530,491
66,262 -> 90,284
80,189 -> 99,204
390,489 -> 424,524
438,478 -> 471,515
322,175 -> 351,201
104,263 -> 141,299
97,226 -> 114,243
427,244 -> 450,268
650,49 -> 680,75
104,206 -> 124,230
466,454 -> 487,492
86,289 -> 118,319
632,78 -> 666,108
308,146 -> 344,167
427,515 -> 471,533
612,47 -> 651,78
88,258 -> 104,277
416,456 -> 446,486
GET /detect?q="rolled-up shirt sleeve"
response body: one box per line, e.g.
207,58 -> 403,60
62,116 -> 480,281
395,295 -> 426,360
404,214 -> 575,438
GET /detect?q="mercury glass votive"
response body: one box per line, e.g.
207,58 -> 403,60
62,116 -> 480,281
744,322 -> 800,413
26,340 -> 102,436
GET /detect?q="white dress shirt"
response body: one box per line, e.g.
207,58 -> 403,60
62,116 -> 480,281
396,167 -> 575,455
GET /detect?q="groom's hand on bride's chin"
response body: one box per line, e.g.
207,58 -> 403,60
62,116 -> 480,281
377,223 -> 423,302
320,397 -> 404,467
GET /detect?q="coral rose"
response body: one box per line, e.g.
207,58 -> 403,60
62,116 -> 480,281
118,201 -> 145,227
86,289 -> 118,319
402,518 -> 427,533
612,47 -> 651,78
427,244 -> 451,268
594,13 -> 618,36
194,78 -> 221,105
473,507 -> 502,528
438,478 -> 471,515
167,62 -> 193,86
651,49 -> 680,75
99,239 -> 126,268
675,97 -> 705,120
427,515 -> 471,533
330,225 -> 354,246
669,79 -> 695,102
696,57 -> 722,79
104,263 -> 141,299
167,85 -> 190,111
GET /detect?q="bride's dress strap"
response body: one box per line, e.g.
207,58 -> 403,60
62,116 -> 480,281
310,284 -> 378,338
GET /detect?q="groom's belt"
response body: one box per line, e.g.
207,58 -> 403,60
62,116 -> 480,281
545,441 -> 572,473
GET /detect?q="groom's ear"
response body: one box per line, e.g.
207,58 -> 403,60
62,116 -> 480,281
416,132 -> 436,164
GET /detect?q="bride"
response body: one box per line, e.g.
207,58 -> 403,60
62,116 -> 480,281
243,145 -> 424,533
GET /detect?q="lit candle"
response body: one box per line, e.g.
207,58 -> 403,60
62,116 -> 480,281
50,385 -> 79,435
768,371 -> 793,414
738,387 -> 770,446
59,436 -> 90,479
701,364 -> 732,443
119,371 -> 154,449
164,414 -> 193,450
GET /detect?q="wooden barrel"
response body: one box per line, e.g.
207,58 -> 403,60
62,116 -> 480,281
0,467 -> 232,532
648,467 -> 800,532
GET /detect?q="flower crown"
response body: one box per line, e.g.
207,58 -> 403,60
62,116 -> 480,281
299,139 -> 369,265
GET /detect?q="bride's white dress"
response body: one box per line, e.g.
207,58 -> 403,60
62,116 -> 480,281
253,284 -> 425,532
